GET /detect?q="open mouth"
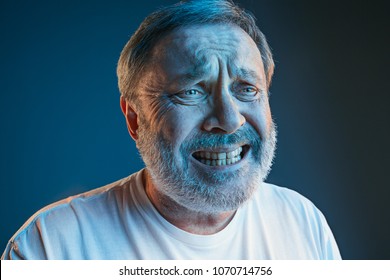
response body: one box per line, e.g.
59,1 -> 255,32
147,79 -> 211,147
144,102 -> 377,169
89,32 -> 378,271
192,145 -> 249,166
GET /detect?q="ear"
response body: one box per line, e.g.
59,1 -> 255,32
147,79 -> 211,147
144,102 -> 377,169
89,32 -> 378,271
120,96 -> 138,141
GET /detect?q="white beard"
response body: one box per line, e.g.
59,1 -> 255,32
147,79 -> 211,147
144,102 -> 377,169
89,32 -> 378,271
136,120 -> 277,214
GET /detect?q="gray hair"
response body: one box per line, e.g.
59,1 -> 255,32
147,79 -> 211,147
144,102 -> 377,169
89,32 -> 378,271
117,0 -> 275,105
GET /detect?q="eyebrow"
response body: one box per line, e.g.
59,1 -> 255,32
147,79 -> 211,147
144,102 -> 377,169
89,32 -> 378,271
177,67 -> 262,84
233,68 -> 262,83
181,69 -> 207,83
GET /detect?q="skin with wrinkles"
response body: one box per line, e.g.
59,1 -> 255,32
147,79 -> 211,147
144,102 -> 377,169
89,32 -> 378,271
121,24 -> 277,234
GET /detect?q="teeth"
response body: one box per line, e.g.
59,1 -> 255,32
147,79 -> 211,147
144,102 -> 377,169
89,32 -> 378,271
194,147 -> 243,166
217,153 -> 226,160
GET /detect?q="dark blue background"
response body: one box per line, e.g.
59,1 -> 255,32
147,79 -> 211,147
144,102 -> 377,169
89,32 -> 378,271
1,0 -> 389,259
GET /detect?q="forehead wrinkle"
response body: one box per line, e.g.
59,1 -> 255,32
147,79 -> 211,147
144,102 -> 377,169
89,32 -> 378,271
178,25 -> 241,49
173,25 -> 241,69
183,50 -> 213,83
170,48 -> 227,86
184,47 -> 239,83
148,24 -> 262,88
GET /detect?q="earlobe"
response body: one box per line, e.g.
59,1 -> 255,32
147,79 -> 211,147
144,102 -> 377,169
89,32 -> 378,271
120,96 -> 138,140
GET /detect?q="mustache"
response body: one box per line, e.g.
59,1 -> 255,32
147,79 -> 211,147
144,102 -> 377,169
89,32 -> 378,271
179,124 -> 262,153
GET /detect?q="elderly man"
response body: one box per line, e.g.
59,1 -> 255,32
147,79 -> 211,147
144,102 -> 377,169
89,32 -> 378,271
2,0 -> 341,259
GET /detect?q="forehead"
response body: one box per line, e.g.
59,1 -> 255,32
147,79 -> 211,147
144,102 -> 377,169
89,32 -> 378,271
163,23 -> 252,54
148,24 -> 264,80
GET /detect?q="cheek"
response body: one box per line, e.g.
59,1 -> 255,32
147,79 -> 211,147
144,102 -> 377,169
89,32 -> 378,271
244,100 -> 273,140
157,107 -> 202,153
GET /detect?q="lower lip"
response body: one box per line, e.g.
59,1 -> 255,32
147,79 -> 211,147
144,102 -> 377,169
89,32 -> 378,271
190,146 -> 249,170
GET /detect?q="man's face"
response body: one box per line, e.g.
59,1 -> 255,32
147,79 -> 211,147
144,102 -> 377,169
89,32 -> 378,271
134,24 -> 277,214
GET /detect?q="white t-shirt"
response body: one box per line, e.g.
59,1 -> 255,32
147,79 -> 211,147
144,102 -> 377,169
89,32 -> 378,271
2,169 -> 341,259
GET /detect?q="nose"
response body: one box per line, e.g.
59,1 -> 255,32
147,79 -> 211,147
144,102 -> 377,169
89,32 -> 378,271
202,89 -> 246,134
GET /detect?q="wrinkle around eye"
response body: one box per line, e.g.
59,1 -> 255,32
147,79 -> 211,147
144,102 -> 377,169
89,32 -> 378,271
147,95 -> 176,126
170,89 -> 207,106
233,86 -> 261,102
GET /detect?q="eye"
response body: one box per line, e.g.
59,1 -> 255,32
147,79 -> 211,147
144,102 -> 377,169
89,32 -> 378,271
234,85 -> 260,102
171,88 -> 207,105
240,87 -> 258,95
184,89 -> 202,96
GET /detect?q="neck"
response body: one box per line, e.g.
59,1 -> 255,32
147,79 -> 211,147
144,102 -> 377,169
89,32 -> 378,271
143,169 -> 236,235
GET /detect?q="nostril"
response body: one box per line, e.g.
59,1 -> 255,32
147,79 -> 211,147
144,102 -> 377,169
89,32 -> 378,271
206,127 -> 230,134
202,112 -> 245,134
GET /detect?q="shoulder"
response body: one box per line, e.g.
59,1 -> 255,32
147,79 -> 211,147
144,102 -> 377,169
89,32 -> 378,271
259,182 -> 317,208
2,171 -> 142,259
247,183 -> 340,259
254,182 -> 329,227
24,172 -> 137,225
261,181 -> 305,198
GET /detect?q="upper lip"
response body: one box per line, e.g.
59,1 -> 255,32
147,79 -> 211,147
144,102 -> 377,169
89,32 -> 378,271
191,144 -> 247,154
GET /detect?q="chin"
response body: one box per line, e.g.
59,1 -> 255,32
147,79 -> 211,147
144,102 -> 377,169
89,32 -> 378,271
168,167 -> 262,214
